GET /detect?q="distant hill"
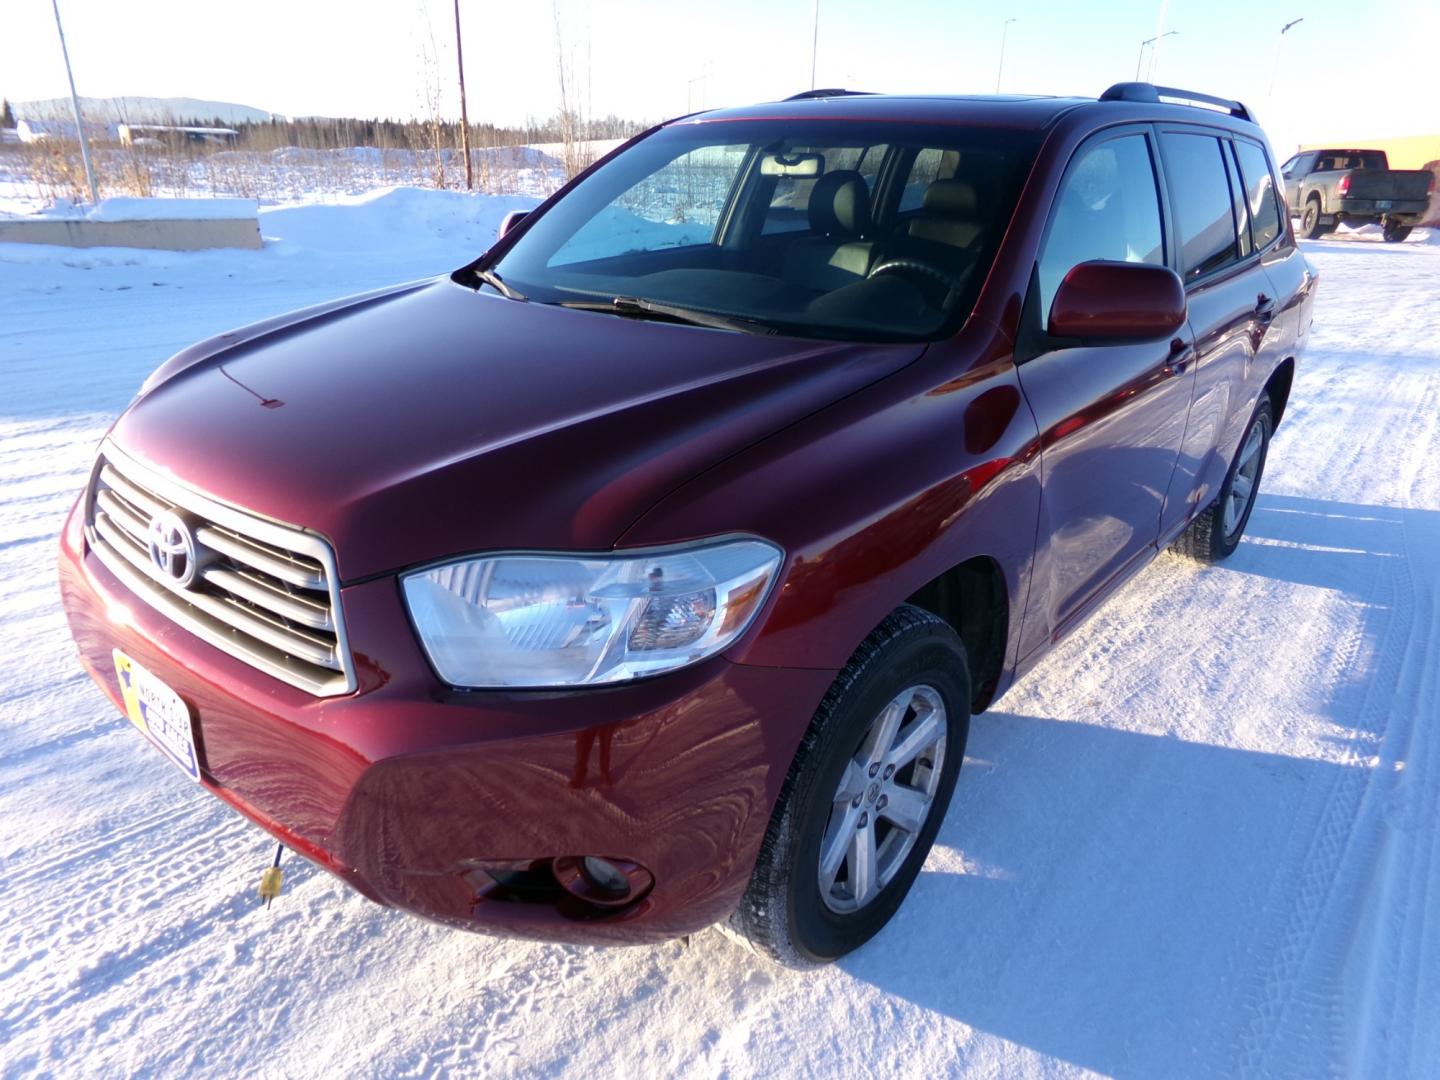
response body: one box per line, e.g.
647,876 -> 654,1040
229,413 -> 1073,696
11,96 -> 275,125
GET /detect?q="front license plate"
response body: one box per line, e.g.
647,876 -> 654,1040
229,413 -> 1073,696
113,649 -> 201,782
1376,200 -> 1393,210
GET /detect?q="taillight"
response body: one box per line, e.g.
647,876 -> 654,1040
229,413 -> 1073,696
1336,174 -> 1351,196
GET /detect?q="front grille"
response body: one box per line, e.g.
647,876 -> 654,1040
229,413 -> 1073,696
85,443 -> 356,697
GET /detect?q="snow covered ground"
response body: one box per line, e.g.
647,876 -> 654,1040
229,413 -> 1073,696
0,143 -> 570,215
1,198 -> 1438,1078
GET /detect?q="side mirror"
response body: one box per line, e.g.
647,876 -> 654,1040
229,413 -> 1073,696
1047,260 -> 1187,340
498,210 -> 529,238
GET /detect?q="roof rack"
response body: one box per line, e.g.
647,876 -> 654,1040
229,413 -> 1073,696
1099,82 -> 1254,122
784,88 -> 877,101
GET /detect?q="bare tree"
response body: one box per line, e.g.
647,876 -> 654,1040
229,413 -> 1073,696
412,1 -> 450,188
552,0 -> 593,180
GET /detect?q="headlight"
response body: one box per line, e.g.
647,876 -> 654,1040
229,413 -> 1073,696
402,537 -> 783,688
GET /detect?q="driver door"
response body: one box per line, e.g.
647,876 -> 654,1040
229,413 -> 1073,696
1016,127 -> 1197,640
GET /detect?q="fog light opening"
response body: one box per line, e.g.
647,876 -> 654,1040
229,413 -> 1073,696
551,854 -> 654,910
581,856 -> 630,899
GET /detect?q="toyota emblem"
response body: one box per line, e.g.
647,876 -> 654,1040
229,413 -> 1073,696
147,510 -> 198,587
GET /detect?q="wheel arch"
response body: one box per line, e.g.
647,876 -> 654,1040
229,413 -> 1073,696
1265,357 -> 1296,430
905,554 -> 1009,713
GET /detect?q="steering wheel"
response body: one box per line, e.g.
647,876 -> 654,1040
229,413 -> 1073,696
866,257 -> 966,304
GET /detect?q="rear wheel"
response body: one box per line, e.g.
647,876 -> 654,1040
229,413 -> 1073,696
1298,197 -> 1332,239
725,605 -> 970,967
1382,219 -> 1413,243
1172,395 -> 1273,563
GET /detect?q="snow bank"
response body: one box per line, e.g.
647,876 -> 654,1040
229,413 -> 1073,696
259,186 -> 538,256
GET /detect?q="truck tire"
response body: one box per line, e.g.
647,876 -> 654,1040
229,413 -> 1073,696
725,605 -> 970,967
1382,219 -> 1413,243
1298,197 -> 1332,240
1172,394 -> 1273,563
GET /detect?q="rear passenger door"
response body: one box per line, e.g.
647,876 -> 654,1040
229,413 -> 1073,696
1015,127 -> 1196,638
1155,129 -> 1284,540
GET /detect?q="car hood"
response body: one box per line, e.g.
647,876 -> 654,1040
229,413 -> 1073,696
112,278 -> 924,580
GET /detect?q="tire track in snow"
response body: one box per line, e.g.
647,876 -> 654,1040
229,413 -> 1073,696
1222,249 -> 1440,1077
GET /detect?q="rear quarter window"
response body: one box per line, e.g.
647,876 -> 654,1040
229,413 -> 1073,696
1233,141 -> 1284,250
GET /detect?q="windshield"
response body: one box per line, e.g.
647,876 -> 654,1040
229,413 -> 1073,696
488,119 -> 1040,342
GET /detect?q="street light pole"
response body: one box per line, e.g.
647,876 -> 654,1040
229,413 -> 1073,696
1148,0 -> 1171,81
1267,18 -> 1304,111
1136,30 -> 1178,82
454,0 -> 474,190
810,0 -> 820,89
996,19 -> 1018,94
49,0 -> 98,204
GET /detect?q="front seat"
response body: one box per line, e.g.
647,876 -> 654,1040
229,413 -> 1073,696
782,170 -> 876,292
898,179 -> 987,259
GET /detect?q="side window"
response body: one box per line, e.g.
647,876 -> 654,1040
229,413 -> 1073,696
1160,132 -> 1242,280
1234,141 -> 1284,250
899,149 -> 944,212
549,144 -> 749,265
1035,133 -> 1164,318
761,144 -> 887,236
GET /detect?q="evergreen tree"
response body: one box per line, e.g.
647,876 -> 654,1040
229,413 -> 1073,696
1,99 -> 15,129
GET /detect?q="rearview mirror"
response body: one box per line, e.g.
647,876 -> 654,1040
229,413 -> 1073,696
1047,261 -> 1187,340
760,152 -> 824,178
498,210 -> 529,238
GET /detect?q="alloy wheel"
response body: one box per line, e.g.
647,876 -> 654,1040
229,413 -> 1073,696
817,684 -> 947,914
1223,418 -> 1265,538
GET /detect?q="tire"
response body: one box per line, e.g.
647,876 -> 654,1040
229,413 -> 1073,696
725,605 -> 971,967
1172,394 -> 1274,563
1298,197 -> 1332,239
1382,219 -> 1413,244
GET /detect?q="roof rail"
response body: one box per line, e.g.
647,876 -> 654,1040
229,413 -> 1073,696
1099,82 -> 1255,122
784,88 -> 877,101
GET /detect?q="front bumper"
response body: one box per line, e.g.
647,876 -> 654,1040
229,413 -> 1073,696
58,496 -> 834,944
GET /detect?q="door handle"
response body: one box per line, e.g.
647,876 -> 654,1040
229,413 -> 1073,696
1255,294 -> 1277,323
1164,338 -> 1192,376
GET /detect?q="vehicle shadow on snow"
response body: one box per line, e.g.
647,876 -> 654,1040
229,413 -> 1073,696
843,710 -> 1354,1077
842,492 -> 1428,1077
1227,493 -> 1412,597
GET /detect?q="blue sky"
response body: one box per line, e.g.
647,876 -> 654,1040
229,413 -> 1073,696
4,0 -> 1435,155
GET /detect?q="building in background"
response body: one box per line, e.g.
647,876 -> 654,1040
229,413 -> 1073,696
117,124 -> 239,148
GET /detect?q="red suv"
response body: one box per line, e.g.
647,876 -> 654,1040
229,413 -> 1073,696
59,82 -> 1315,966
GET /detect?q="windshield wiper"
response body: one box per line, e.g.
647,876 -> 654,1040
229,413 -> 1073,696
470,266 -> 526,302
557,296 -> 776,335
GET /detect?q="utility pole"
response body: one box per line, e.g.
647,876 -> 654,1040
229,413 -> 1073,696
810,0 -> 820,89
996,18 -> 1018,93
453,0 -> 474,190
50,0 -> 98,204
1267,18 -> 1304,111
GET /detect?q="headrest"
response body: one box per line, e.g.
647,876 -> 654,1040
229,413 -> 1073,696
922,179 -> 979,218
808,170 -> 871,236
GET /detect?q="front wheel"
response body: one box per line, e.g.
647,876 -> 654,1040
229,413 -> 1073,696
1382,219 -> 1413,243
1172,395 -> 1273,563
725,605 -> 970,967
